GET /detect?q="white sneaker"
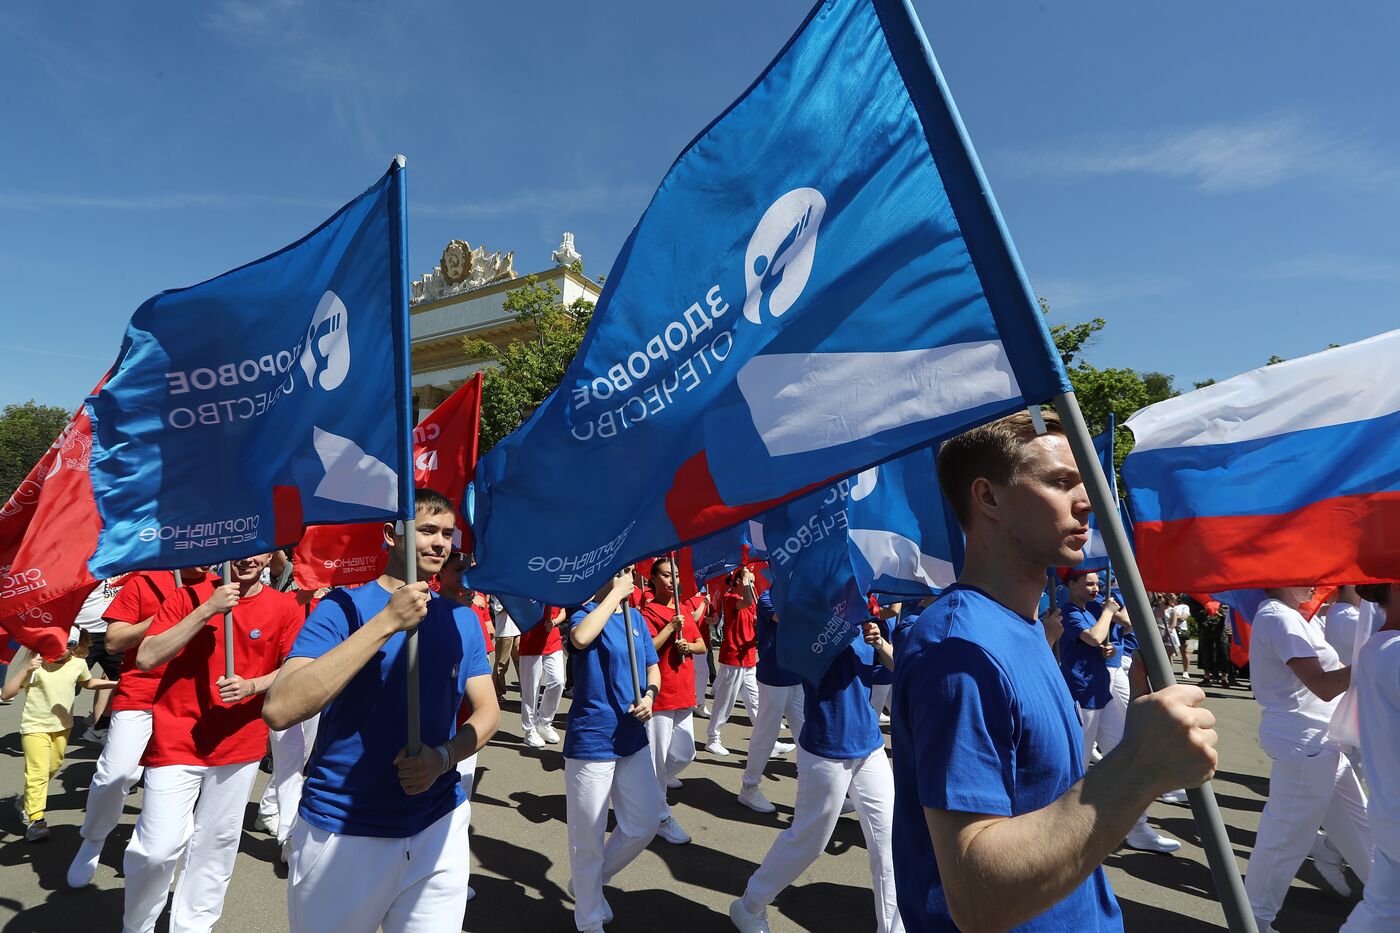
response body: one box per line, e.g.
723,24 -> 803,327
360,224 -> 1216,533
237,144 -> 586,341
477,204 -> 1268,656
279,839 -> 290,865
737,785 -> 776,814
1311,834 -> 1352,898
523,730 -> 546,749
1125,825 -> 1181,854
840,797 -> 856,814
769,741 -> 796,758
255,810 -> 280,835
539,724 -> 561,745
878,712 -> 891,725
66,839 -> 103,888
15,796 -> 30,826
666,777 -> 683,790
1158,789 -> 1189,805
657,815 -> 691,845
728,897 -> 771,933
693,705 -> 711,719
705,741 -> 730,756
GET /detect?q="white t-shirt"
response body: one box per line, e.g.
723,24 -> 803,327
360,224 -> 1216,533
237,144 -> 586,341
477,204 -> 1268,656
1250,598 -> 1342,746
1323,603 -> 1362,665
1172,604 -> 1191,632
1356,628 -> 1400,860
71,578 -> 123,634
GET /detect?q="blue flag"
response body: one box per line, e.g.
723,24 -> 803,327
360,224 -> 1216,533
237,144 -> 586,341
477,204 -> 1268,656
466,0 -> 1070,604
86,161 -> 413,576
689,519 -> 767,589
1067,417 -> 1116,574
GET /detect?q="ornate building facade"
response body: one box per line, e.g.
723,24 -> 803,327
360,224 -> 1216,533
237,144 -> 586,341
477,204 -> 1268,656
409,233 -> 600,417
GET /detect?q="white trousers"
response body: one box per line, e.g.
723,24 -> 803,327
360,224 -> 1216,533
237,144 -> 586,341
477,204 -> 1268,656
1342,848 -> 1400,932
519,652 -> 565,735
287,798 -> 472,933
870,683 -> 891,716
708,663 -> 759,744
1077,705 -> 1103,767
258,714 -> 320,844
123,761 -> 260,933
565,749 -> 660,931
743,747 -> 903,933
1246,737 -> 1372,923
1098,667 -> 1130,754
80,709 -> 152,846
743,682 -> 805,788
645,709 -> 696,820
693,651 -> 711,707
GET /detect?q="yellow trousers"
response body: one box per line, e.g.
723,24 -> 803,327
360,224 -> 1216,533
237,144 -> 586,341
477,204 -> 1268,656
21,730 -> 68,822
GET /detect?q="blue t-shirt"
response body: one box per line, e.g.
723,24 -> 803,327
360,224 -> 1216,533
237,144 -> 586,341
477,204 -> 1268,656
290,581 -> 492,838
892,585 -> 1122,932
564,602 -> 660,761
1091,592 -> 1136,670
755,591 -> 801,687
799,635 -> 884,760
1059,604 -> 1112,710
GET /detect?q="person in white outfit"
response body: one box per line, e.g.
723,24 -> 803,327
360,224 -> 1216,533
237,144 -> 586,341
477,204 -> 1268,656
737,588 -> 801,814
518,605 -> 567,748
707,566 -> 761,756
1245,587 -> 1372,932
731,620 -> 902,933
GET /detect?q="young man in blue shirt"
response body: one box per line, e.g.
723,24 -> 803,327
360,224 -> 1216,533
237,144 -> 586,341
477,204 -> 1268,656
263,488 -> 498,933
891,410 -> 1218,932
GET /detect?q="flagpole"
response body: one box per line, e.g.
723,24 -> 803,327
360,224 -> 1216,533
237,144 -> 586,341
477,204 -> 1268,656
174,569 -> 183,588
669,550 -> 685,650
222,559 -> 235,679
1053,391 -> 1254,933
402,519 -> 422,754
623,601 -> 642,705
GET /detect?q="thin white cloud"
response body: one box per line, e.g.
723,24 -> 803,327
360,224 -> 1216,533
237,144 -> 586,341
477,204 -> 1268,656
410,183 -> 654,219
1265,254 -> 1400,285
1001,115 -> 1392,193
1033,275 -> 1183,314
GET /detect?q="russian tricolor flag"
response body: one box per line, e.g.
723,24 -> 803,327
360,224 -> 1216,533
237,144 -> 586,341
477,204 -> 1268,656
1123,329 -> 1400,592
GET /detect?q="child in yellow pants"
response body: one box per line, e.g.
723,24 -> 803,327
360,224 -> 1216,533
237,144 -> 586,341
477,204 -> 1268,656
3,634 -> 116,842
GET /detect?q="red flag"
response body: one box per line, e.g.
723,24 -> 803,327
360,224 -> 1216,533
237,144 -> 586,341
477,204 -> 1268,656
0,381 -> 106,659
292,374 -> 484,590
1229,608 -> 1252,668
1299,586 -> 1337,621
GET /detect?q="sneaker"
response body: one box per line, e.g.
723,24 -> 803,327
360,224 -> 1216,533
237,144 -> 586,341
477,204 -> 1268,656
26,819 -> 51,843
539,724 -> 561,745
705,741 -> 730,757
15,796 -> 30,826
693,705 -> 711,719
657,816 -> 691,845
523,730 -> 546,749
79,724 -> 108,744
1311,834 -> 1352,898
1158,789 -> 1189,805
666,777 -> 683,790
279,839 -> 290,865
728,897 -> 771,933
878,712 -> 891,725
737,785 -> 776,814
840,797 -> 856,814
467,886 -> 477,902
1125,825 -> 1181,854
67,839 -> 104,888
769,741 -> 796,758
255,810 -> 280,835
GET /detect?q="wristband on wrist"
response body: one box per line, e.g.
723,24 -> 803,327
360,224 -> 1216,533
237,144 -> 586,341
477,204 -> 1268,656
644,684 -> 659,700
434,742 -> 453,775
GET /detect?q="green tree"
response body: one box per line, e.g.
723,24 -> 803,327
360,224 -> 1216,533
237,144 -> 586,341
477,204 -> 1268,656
0,401 -> 71,502
462,277 -> 594,453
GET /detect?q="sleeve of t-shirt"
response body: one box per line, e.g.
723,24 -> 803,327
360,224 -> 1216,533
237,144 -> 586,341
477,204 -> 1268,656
1063,605 -> 1094,640
1258,605 -> 1318,663
454,605 -> 493,678
103,576 -> 153,625
74,658 -> 91,683
287,591 -> 353,661
644,627 -> 659,667
907,637 -> 1017,817
145,588 -> 197,639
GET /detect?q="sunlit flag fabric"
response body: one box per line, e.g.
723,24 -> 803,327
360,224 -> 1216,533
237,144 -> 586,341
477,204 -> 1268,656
690,520 -> 768,589
0,381 -> 108,658
466,0 -> 1069,604
1123,329 -> 1400,592
86,161 -> 414,577
1067,419 -> 1116,574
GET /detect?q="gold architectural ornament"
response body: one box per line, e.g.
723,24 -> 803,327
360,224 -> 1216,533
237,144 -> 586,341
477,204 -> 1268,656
441,239 -> 473,285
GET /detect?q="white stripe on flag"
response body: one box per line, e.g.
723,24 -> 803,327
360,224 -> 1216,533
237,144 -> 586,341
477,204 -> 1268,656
849,528 -> 957,590
736,341 -> 1021,458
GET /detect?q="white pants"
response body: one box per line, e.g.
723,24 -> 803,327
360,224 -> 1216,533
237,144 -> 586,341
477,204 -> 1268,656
870,683 -> 891,717
1099,667 -> 1130,754
693,651 -> 710,707
80,709 -> 152,846
743,682 -> 805,788
645,709 -> 696,820
743,747 -> 903,933
708,663 -> 759,744
123,761 -> 260,933
1342,848 -> 1400,931
258,714 -> 320,844
288,798 -> 472,933
565,749 -> 660,931
1246,737 -> 1372,923
519,652 -> 565,735
1077,705 -> 1104,766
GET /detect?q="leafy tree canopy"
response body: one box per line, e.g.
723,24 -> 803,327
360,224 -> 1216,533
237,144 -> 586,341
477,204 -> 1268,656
0,401 -> 71,503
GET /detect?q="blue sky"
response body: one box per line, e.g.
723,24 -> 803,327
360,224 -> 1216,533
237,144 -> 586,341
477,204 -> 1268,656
3,1 -> 1397,409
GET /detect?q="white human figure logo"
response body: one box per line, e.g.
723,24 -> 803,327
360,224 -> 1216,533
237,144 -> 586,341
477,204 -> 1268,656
300,290 -> 351,391
742,188 -> 826,325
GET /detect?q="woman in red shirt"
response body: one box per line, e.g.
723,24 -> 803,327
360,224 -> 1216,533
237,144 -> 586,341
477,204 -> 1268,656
705,566 -> 760,756
639,557 -> 709,846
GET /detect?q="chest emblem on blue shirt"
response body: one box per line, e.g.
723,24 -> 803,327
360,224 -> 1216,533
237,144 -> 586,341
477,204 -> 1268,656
451,663 -> 460,679
249,629 -> 261,640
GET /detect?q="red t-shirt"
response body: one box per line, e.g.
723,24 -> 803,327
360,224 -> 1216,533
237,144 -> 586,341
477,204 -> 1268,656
641,595 -> 704,711
142,584 -> 301,768
720,592 -> 758,667
518,606 -> 564,656
103,571 -> 215,713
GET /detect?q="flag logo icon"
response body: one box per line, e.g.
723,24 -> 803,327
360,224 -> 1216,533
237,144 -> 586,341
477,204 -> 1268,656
299,290 -> 351,392
742,187 -> 826,324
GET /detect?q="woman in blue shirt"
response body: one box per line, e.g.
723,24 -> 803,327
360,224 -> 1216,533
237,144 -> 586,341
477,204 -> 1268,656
564,569 -> 661,933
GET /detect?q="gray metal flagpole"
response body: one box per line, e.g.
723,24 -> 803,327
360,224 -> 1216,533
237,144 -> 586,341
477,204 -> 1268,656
173,569 -> 183,588
1053,392 -> 1255,933
623,598 -> 642,705
402,519 -> 422,755
222,560 -> 235,679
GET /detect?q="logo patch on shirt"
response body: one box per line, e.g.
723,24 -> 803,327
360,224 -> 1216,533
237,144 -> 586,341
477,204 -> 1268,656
451,663 -> 460,679
249,629 -> 262,640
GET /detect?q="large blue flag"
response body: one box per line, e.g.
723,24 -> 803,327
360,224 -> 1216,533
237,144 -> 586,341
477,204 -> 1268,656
466,0 -> 1070,604
86,161 -> 413,576
689,519 -> 768,589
